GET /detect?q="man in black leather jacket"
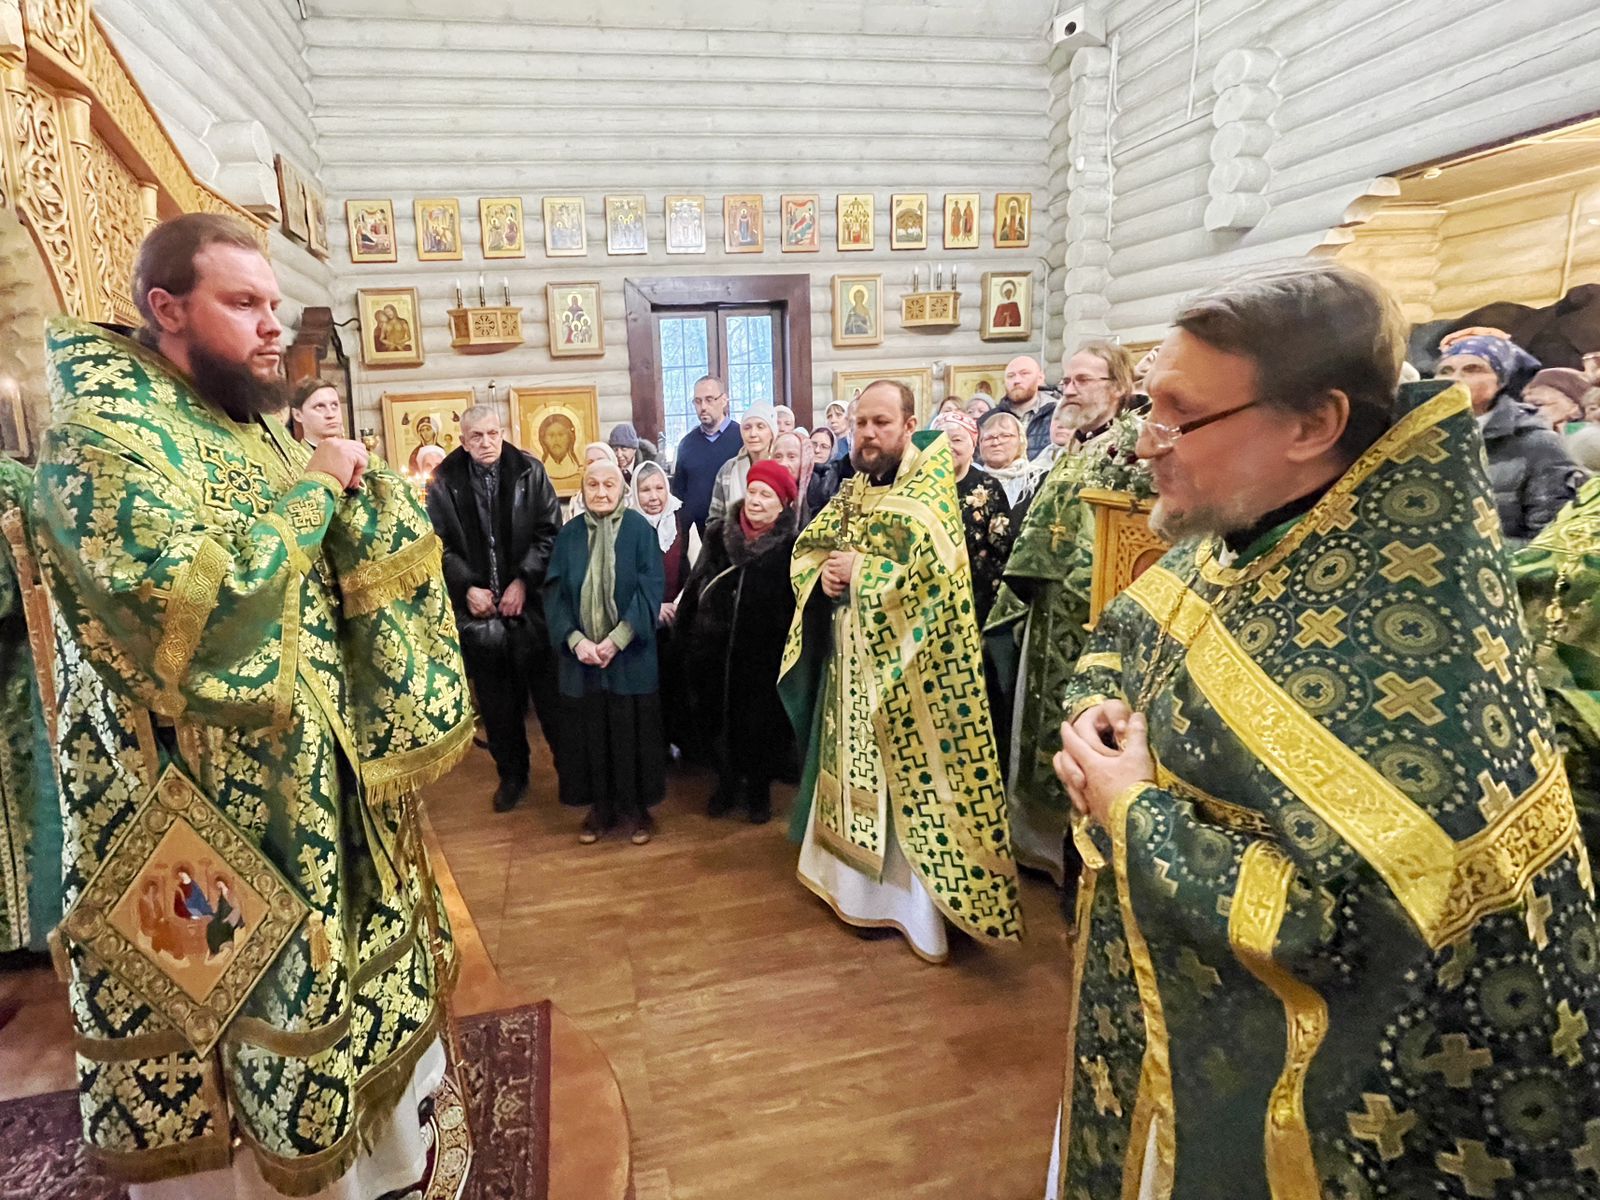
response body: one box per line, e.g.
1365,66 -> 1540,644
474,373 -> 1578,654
427,404 -> 564,810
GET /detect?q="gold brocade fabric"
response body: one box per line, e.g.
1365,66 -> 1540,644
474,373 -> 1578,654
1054,382 -> 1600,1199
33,320 -> 469,1193
780,430 -> 1022,944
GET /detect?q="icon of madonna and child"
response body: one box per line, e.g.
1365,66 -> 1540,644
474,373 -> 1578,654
134,860 -> 249,967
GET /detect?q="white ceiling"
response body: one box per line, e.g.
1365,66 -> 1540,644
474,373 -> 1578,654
299,0 -> 1062,41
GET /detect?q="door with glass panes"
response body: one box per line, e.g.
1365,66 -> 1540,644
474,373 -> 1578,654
653,305 -> 785,450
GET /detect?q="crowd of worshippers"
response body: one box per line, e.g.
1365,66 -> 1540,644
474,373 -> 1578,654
361,316 -> 1600,849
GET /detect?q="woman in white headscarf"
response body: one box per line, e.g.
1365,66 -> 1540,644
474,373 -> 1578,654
632,459 -> 700,762
977,409 -> 1045,517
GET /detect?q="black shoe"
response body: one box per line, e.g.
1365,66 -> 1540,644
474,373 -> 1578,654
708,779 -> 739,818
745,782 -> 772,825
492,777 -> 528,812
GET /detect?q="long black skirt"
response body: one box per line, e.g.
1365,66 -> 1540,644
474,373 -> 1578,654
556,689 -> 667,830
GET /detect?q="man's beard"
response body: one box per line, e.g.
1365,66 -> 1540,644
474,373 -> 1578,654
851,442 -> 902,477
1149,494 -> 1252,543
1007,384 -> 1037,405
189,343 -> 288,422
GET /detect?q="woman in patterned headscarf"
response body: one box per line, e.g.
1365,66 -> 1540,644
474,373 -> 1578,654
1435,333 -> 1580,541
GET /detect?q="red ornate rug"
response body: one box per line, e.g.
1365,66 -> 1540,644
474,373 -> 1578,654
0,1001 -> 551,1200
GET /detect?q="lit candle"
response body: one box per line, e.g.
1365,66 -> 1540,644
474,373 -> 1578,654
477,273 -> 486,306
454,279 -> 463,308
502,277 -> 511,305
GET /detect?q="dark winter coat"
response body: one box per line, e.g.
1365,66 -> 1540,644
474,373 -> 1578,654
675,505 -> 798,774
542,509 -> 663,698
1479,392 -> 1583,543
427,444 -> 562,625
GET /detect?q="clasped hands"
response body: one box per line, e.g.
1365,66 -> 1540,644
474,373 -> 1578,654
820,550 -> 859,599
574,637 -> 620,668
1052,699 -> 1155,827
465,578 -> 527,619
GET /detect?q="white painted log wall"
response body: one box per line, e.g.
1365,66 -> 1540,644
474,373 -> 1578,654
1068,0 -> 1600,343
302,16 -> 1058,445
96,0 -> 334,323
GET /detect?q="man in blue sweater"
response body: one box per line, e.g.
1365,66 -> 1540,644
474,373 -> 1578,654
672,374 -> 743,533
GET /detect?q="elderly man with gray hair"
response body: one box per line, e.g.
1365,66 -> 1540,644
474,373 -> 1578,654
427,403 -> 565,811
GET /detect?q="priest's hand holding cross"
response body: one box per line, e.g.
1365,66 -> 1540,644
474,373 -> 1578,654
1054,701 -> 1154,827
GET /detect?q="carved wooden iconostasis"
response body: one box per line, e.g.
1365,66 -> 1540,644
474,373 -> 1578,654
0,0 -> 268,462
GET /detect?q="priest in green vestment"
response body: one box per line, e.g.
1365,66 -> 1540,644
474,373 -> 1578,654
0,457 -> 62,954
987,339 -> 1149,883
781,380 -> 1022,963
1514,476 -> 1600,857
1047,263 -> 1599,1199
34,215 -> 473,1196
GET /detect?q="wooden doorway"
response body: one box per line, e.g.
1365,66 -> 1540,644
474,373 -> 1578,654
623,275 -> 812,450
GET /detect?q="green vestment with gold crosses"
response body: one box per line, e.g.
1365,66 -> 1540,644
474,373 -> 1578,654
1051,382 -> 1600,1199
988,412 -> 1151,883
780,429 -> 1022,945
34,319 -> 473,1194
1514,476 -> 1600,858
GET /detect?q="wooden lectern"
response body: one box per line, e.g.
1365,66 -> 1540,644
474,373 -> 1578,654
1080,488 -> 1169,624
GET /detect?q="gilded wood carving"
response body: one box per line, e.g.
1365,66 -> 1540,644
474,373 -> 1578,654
0,0 -> 266,324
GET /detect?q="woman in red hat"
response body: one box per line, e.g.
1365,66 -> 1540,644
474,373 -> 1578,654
675,459 -> 799,823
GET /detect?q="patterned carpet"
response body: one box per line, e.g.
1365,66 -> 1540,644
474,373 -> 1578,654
0,1001 -> 551,1200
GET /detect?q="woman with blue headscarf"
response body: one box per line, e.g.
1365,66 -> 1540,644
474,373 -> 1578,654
1436,332 -> 1581,541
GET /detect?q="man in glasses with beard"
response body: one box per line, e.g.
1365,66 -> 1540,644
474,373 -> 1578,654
33,214 -> 472,1198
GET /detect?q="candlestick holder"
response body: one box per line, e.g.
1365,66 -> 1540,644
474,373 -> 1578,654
448,305 -> 524,354
900,287 -> 960,329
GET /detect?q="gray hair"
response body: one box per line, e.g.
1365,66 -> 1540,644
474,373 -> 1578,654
1174,261 -> 1406,461
459,403 -> 500,431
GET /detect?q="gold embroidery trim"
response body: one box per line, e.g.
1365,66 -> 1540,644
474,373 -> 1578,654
1124,566 -> 1579,949
153,536 -> 231,707
301,470 -> 343,499
1057,866 -> 1101,1200
260,512 -> 310,577
1076,651 -> 1124,674
1195,385 -> 1469,587
1110,783 -> 1175,1200
361,709 -> 476,806
1229,842 -> 1328,1199
339,533 -> 443,618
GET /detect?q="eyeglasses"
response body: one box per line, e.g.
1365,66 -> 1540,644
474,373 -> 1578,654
1062,375 -> 1113,390
1141,400 -> 1258,451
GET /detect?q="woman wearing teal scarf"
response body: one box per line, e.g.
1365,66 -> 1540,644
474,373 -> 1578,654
544,460 -> 666,843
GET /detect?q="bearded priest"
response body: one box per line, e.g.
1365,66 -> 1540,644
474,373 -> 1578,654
1047,262 -> 1599,1198
34,214 -> 473,1198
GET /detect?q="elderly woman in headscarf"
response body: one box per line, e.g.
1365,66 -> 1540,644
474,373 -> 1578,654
1434,333 -> 1581,541
675,460 -> 799,824
707,402 -> 778,525
768,429 -> 818,526
543,459 -> 666,844
936,410 -> 1013,626
632,459 -> 700,762
564,442 -> 620,519
977,409 -> 1044,518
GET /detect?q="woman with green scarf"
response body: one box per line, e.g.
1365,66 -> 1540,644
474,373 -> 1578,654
544,460 -> 666,843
